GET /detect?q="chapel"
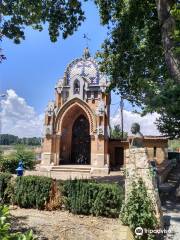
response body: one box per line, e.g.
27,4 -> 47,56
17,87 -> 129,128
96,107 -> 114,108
41,48 -> 168,174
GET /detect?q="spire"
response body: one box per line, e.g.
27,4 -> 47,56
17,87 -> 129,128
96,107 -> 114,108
83,47 -> 91,59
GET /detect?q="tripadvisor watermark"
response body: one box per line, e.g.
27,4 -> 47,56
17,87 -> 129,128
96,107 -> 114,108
135,227 -> 172,236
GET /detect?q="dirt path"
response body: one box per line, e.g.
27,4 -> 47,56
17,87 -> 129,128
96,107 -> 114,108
10,207 -> 129,240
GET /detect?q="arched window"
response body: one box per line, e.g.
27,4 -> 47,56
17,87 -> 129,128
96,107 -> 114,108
73,79 -> 80,94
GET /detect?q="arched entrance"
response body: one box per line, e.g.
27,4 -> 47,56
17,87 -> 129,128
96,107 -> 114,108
71,115 -> 90,164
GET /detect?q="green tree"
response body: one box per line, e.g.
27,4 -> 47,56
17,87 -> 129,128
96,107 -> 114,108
110,124 -> 128,139
0,0 -> 85,43
0,0 -> 86,62
1,0 -> 179,137
95,0 -> 180,138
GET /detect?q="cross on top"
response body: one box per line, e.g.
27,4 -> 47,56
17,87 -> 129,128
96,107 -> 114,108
77,61 -> 92,77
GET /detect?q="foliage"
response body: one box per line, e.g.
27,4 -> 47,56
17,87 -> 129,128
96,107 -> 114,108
0,145 -> 36,174
13,176 -> 52,209
1,0 -> 179,136
63,179 -> 124,218
0,156 -> 19,174
169,139 -> 180,151
121,178 -> 157,239
0,174 -> 124,217
0,204 -> 36,240
0,134 -> 41,146
0,173 -> 12,202
144,81 -> 180,139
110,124 -> 128,139
95,0 -> 180,138
0,0 -> 85,45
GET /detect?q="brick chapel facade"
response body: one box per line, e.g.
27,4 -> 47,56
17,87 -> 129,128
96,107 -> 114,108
41,48 -> 168,174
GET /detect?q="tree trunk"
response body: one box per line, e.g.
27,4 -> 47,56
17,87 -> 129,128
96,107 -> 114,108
155,0 -> 180,83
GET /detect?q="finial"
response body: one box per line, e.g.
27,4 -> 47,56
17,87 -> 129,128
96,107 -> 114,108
83,34 -> 91,59
83,47 -> 91,59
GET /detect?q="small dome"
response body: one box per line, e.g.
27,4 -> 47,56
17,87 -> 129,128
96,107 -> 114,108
64,49 -> 100,86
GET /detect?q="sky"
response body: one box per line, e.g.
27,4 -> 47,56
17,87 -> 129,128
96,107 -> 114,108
0,1 -> 160,137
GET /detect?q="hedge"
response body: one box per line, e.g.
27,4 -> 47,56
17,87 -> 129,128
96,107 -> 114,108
63,179 -> 124,218
0,172 -> 12,202
0,174 -> 124,217
14,176 -> 52,209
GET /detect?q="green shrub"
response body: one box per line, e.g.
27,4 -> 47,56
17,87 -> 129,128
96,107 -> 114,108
121,178 -> 157,239
64,179 -> 124,218
0,204 -> 36,239
0,145 -> 35,174
0,173 -> 12,202
14,176 -> 52,209
91,183 -> 123,217
0,156 -> 19,174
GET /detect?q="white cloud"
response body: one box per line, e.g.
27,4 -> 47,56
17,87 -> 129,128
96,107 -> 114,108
0,89 -> 161,137
111,109 -> 161,136
0,89 -> 44,137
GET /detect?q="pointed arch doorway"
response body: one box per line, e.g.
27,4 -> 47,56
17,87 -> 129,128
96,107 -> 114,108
71,115 -> 91,164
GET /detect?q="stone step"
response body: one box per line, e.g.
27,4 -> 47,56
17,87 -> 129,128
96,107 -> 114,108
51,165 -> 91,173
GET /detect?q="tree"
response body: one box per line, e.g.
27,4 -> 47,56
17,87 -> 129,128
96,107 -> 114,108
95,0 -> 180,138
110,124 -> 128,139
155,0 -> 180,82
95,0 -> 179,83
0,0 -> 86,62
0,134 -> 41,145
1,0 -> 179,137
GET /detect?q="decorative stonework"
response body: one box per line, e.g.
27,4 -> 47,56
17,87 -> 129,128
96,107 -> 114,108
96,99 -> 105,116
41,48 -> 111,174
46,101 -> 55,116
55,99 -> 96,135
44,125 -> 53,136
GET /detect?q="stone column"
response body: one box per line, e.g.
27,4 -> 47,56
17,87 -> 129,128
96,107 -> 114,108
54,134 -> 60,165
125,148 -> 163,227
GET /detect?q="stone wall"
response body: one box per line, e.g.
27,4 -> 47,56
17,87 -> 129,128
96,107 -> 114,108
109,138 -> 168,167
125,148 -> 163,227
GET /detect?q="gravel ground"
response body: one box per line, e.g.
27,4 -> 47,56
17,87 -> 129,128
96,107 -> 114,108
10,207 -> 129,240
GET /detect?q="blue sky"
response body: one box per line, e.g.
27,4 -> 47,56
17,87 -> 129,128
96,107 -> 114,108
0,1 -> 159,137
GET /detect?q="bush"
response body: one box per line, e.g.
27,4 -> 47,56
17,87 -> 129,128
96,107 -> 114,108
0,145 -> 36,174
0,173 -> 12,202
64,179 -> 124,218
0,156 -> 19,174
0,204 -> 36,239
0,175 -> 124,218
14,176 -> 52,209
121,178 -> 157,239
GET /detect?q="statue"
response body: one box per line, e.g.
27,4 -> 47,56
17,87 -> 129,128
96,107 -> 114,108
46,101 -> 55,116
130,123 -> 144,148
96,98 -> 105,116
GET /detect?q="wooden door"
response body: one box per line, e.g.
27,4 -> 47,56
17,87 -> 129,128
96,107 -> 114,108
115,147 -> 124,166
